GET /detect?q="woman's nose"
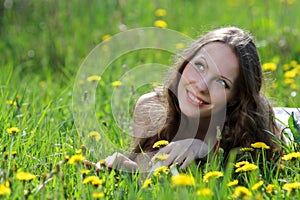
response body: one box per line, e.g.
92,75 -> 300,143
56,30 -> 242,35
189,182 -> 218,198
195,76 -> 209,94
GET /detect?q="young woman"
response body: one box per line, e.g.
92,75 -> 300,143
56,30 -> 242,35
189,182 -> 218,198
104,26 -> 286,171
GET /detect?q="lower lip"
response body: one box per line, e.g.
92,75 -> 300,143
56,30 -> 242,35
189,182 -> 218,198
186,90 -> 206,107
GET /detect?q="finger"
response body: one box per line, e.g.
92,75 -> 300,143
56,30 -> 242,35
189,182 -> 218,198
173,153 -> 187,166
123,160 -> 138,171
105,153 -> 120,168
105,155 -> 114,168
169,149 -> 189,167
163,151 -> 180,167
180,156 -> 194,170
156,145 -> 172,155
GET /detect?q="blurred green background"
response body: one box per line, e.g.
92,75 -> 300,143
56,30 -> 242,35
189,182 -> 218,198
1,0 -> 299,106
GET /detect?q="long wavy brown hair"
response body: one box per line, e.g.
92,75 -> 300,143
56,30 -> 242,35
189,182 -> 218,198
132,26 -> 279,160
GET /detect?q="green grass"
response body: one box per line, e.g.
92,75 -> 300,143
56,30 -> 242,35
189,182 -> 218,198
0,0 -> 300,199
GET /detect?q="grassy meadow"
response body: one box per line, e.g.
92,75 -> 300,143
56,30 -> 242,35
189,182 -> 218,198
1,0 -> 300,199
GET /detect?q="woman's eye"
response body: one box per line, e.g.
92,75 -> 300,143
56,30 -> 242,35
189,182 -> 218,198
195,63 -> 205,71
217,79 -> 229,88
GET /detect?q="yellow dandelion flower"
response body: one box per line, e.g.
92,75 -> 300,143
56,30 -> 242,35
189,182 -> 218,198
83,176 -> 100,184
78,80 -> 85,85
7,127 -> 20,134
0,181 -> 11,196
171,174 -> 195,187
141,178 -> 152,189
153,154 -> 169,161
153,166 -> 169,176
39,81 -> 46,87
11,151 -> 17,156
101,119 -> 107,126
290,60 -> 298,67
282,182 -> 300,194
203,171 -> 223,183
290,83 -> 297,89
151,82 -> 158,88
155,9 -> 166,17
266,184 -> 275,194
6,100 -> 17,106
227,180 -> 239,187
196,188 -> 213,196
250,142 -> 270,149
102,34 -> 111,42
111,81 -> 122,87
68,154 -> 85,164
3,182 -> 9,187
64,155 -> 70,162
235,163 -> 258,173
76,149 -> 82,154
240,147 -> 254,152
176,43 -> 184,49
271,82 -> 277,88
283,64 -> 290,71
92,179 -> 103,186
154,20 -> 167,28
251,180 -> 264,190
255,192 -> 264,200
282,152 -> 300,161
284,78 -> 295,84
262,62 -> 277,71
80,169 -> 90,175
232,186 -> 252,199
88,131 -> 101,141
16,172 -> 36,181
287,0 -> 295,5
92,192 -> 105,198
98,159 -> 106,166
152,140 -> 169,149
234,161 -> 250,168
284,69 -> 297,79
87,75 -> 101,82
278,163 -> 285,170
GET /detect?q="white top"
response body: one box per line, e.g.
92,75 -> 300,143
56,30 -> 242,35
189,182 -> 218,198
274,107 -> 300,126
274,107 -> 299,142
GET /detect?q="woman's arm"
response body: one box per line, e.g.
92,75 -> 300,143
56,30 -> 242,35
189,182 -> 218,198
103,92 -> 164,171
133,92 -> 166,146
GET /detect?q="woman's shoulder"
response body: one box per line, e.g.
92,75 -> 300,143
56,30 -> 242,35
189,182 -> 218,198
135,91 -> 165,108
137,91 -> 163,103
133,91 -> 167,138
137,91 -> 158,102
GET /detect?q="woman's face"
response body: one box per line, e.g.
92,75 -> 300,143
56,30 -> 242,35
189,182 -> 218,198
177,42 -> 239,119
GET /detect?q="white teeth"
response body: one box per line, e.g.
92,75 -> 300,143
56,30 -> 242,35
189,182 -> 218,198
187,91 -> 203,104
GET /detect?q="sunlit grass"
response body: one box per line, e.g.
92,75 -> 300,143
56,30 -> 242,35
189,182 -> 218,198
0,0 -> 300,199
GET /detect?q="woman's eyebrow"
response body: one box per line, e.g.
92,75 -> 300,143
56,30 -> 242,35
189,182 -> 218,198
221,76 -> 233,85
194,56 -> 208,66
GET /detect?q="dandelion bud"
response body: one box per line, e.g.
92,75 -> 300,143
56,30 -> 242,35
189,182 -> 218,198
84,160 -> 92,168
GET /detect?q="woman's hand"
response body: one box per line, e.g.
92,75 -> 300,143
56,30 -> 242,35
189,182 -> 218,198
153,139 -> 209,169
104,152 -> 138,171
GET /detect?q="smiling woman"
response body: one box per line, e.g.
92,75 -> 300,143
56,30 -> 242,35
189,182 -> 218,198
104,26 -> 287,171
177,42 -> 239,119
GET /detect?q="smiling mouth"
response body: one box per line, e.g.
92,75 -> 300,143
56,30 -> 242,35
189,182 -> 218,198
186,90 -> 209,106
